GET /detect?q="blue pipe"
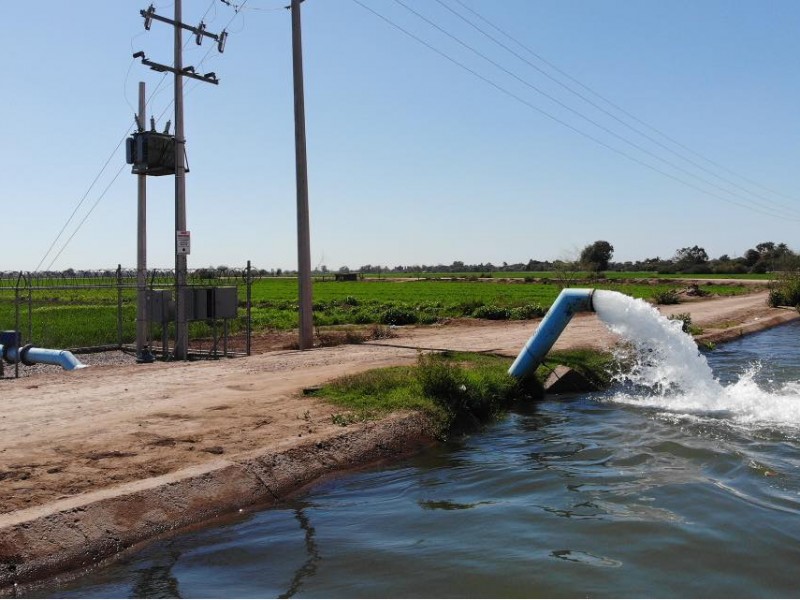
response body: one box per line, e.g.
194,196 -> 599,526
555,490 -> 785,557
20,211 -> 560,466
508,288 -> 595,379
0,344 -> 86,371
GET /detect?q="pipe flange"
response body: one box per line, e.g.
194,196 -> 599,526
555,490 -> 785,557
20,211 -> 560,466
18,344 -> 35,366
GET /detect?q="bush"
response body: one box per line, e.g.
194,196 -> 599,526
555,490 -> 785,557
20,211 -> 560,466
471,305 -> 511,320
768,271 -> 800,307
342,295 -> 360,307
457,299 -> 485,315
509,304 -> 545,320
651,289 -> 680,305
380,306 -> 418,325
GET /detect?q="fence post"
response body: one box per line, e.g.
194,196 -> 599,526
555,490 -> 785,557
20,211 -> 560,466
14,272 -> 22,378
246,260 -> 252,356
26,272 -> 32,343
116,264 -> 123,349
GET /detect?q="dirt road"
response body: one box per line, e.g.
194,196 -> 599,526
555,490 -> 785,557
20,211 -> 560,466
0,290 -> 796,589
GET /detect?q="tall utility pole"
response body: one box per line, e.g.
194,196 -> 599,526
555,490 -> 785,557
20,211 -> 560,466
134,1 -> 226,359
135,82 -> 153,363
173,0 -> 189,360
291,0 -> 314,350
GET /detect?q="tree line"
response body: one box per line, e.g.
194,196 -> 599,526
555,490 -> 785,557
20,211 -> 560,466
353,240 -> 799,276
6,240 -> 797,279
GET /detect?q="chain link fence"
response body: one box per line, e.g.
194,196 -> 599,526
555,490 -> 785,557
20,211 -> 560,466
0,264 -> 255,364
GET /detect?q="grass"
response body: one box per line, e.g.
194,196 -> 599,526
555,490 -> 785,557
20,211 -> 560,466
314,349 -> 615,435
0,273 -> 759,349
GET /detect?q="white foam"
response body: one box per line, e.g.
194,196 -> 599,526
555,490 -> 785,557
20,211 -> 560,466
592,290 -> 800,430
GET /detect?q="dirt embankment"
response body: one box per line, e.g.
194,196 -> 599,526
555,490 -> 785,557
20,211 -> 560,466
0,291 -> 796,591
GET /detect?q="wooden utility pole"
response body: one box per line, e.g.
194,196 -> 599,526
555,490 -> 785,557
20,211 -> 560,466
291,0 -> 314,350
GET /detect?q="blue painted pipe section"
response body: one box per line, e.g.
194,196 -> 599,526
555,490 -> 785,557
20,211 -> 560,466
0,344 -> 86,371
508,288 -> 595,379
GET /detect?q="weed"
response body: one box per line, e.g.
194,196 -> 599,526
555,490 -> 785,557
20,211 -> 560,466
331,413 -> 361,426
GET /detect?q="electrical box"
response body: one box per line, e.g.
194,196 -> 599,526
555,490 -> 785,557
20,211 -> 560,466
214,287 -> 238,319
147,290 -> 175,323
183,287 -> 238,321
126,131 -> 176,176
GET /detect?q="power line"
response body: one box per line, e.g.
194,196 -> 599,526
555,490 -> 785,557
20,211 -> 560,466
389,0 -> 800,220
45,163 -> 128,271
350,0 -> 800,221
34,132 -> 131,272
35,81 -> 169,272
446,0 -> 800,210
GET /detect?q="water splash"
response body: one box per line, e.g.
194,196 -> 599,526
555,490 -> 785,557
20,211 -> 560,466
592,290 -> 800,430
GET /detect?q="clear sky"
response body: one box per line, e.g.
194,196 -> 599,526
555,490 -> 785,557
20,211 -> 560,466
3,0 -> 799,272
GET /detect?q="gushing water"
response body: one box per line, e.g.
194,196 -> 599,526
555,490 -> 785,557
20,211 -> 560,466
593,290 -> 800,430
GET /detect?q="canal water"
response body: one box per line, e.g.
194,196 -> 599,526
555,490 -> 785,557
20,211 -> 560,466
33,299 -> 800,598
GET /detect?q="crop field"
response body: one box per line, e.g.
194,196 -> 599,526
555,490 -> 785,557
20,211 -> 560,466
250,277 -> 758,329
0,275 -> 762,350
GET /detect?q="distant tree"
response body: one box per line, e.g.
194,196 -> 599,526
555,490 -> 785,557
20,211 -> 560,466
742,242 -> 796,272
674,246 -> 708,268
450,261 -> 465,272
756,241 -> 776,255
743,248 -> 761,267
579,240 -> 614,272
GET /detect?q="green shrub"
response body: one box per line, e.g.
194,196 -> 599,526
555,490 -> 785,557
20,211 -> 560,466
342,295 -> 360,307
471,305 -> 511,320
768,272 -> 800,307
509,304 -> 545,320
457,299 -> 485,314
651,289 -> 680,305
380,306 -> 418,325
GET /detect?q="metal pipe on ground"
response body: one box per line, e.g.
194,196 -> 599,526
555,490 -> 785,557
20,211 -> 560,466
0,344 -> 86,371
508,288 -> 595,379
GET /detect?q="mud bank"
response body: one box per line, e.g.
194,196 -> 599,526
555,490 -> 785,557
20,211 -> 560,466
1,412 -> 433,593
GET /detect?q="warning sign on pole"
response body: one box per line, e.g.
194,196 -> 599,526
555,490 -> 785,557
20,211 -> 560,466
177,230 -> 191,255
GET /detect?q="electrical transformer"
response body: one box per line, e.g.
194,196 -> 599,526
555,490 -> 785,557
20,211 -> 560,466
126,131 -> 176,176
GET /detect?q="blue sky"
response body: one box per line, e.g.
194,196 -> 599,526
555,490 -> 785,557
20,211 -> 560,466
3,0 -> 799,271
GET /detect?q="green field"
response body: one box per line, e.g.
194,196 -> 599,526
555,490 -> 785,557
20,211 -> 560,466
251,277 -> 758,329
0,274 -> 763,349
